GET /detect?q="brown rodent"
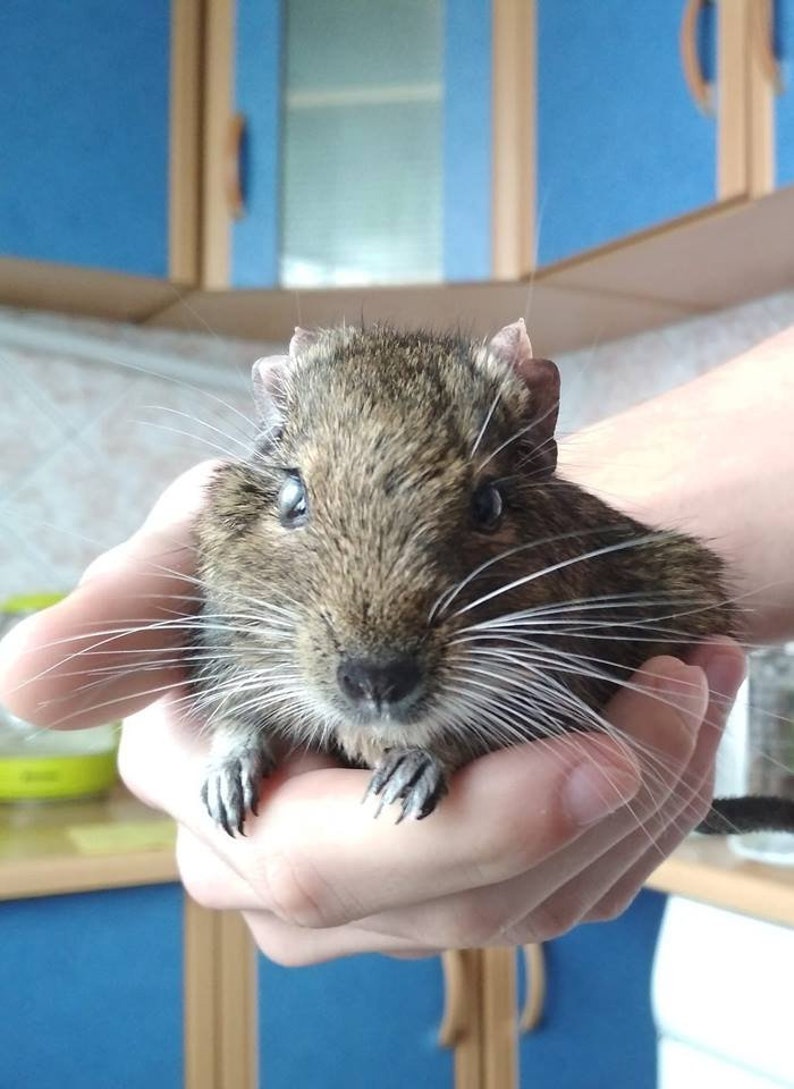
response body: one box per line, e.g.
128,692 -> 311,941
187,320 -> 793,837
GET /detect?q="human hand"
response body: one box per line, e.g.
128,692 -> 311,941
0,465 -> 746,965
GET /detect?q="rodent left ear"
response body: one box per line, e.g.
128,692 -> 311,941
251,354 -> 289,435
289,326 -> 318,360
488,319 -> 560,477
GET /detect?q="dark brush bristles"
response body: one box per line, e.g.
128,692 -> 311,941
697,796 -> 794,836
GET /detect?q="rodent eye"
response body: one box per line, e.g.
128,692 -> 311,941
471,481 -> 504,531
278,471 -> 309,528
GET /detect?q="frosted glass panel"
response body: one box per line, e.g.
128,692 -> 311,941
281,0 -> 443,286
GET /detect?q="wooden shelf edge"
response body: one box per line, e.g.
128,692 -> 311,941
535,185 -> 794,310
142,279 -> 691,356
2,183 -> 792,360
0,255 -> 191,324
646,837 -> 794,928
0,848 -> 178,901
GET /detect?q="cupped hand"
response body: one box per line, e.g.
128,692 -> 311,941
0,464 -> 746,965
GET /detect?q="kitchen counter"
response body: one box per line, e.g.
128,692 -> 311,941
0,786 -> 177,900
647,835 -> 794,928
2,789 -> 793,928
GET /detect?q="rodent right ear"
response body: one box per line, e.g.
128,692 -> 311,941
251,354 -> 289,433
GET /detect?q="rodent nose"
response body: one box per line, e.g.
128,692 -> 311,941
337,656 -> 423,710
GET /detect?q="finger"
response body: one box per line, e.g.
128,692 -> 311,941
172,745 -> 350,912
176,826 -> 266,910
0,461 -> 216,729
177,829 -> 444,964
342,655 -> 709,948
242,911 -> 445,967
583,637 -> 746,922
481,640 -> 744,944
117,689 -> 641,930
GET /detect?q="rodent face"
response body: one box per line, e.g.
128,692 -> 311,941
196,324 -> 573,761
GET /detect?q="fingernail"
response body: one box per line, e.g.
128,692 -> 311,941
648,663 -> 709,723
563,761 -> 640,827
702,651 -> 746,700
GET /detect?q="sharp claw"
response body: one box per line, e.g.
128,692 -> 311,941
202,746 -> 271,836
365,750 -> 447,823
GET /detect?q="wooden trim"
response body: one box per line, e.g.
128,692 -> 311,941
451,949 -> 486,1089
717,0 -> 751,199
184,898 -> 220,1089
746,0 -> 776,196
0,255 -> 188,323
201,0 -> 235,287
646,836 -> 794,929
0,850 -> 177,901
183,906 -> 258,1089
480,947 -> 518,1089
491,0 -> 536,279
169,0 -> 203,284
216,911 -> 259,1089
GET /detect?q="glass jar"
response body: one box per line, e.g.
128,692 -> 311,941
729,643 -> 794,865
0,594 -> 119,802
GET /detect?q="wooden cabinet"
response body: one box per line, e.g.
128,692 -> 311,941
258,953 -> 461,1088
205,0 -> 764,287
493,0 -> 754,275
531,0 -> 741,267
478,890 -> 667,1089
0,884 -> 184,1089
0,0 -> 200,283
2,796 -> 792,1089
516,891 -> 667,1089
1,0 -> 790,331
204,0 -> 492,289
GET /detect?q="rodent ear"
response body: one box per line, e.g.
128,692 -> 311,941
489,317 -> 534,363
488,320 -> 560,477
289,326 -> 318,360
251,355 -> 289,434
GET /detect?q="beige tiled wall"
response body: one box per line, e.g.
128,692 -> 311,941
1,290 -> 792,602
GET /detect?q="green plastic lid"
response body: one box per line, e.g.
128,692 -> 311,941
1,592 -> 65,615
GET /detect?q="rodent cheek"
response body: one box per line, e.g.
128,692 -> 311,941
293,623 -> 337,704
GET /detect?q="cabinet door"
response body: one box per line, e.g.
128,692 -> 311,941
518,889 -> 667,1089
258,952 -> 455,1088
0,884 -> 184,1089
227,0 -> 491,288
0,0 -> 197,281
773,0 -> 794,184
535,0 -> 723,266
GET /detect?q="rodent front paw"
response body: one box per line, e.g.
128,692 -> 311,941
201,746 -> 273,837
365,749 -> 448,822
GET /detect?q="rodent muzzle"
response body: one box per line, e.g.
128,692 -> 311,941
336,654 -> 424,715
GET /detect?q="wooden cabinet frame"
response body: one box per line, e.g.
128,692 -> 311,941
201,0 -> 755,288
746,0 -> 778,195
201,0 -> 236,288
491,0 -> 753,281
170,0 -> 204,284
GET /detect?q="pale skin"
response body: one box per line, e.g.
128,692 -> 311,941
1,327 -> 791,965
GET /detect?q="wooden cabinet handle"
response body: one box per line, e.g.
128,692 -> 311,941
680,0 -> 715,115
752,0 -> 783,94
225,112 -> 247,219
438,950 -> 470,1047
519,943 -> 546,1034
